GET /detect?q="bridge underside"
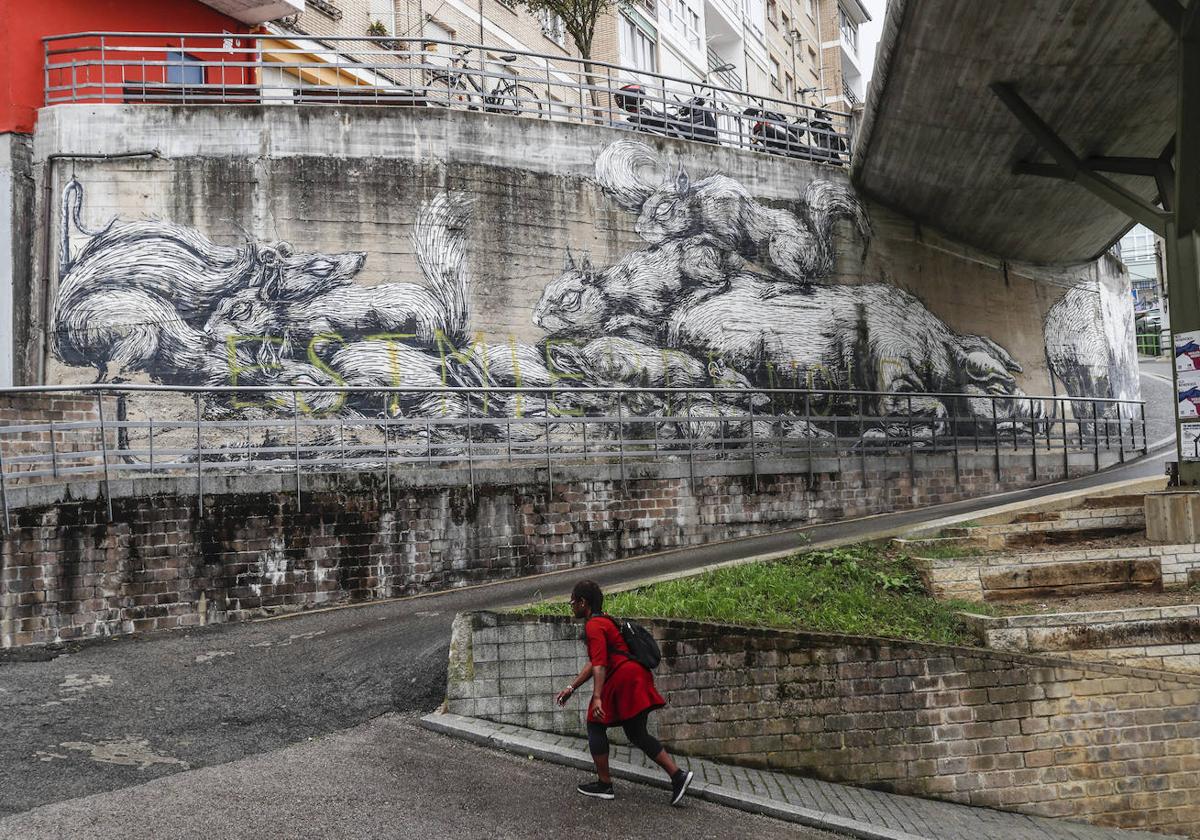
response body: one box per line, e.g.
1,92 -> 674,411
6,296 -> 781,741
853,0 -> 1177,265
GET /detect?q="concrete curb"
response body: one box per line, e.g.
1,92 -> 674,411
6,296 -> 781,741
419,712 -> 929,840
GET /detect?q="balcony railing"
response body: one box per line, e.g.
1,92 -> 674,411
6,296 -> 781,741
0,383 -> 1147,526
42,32 -> 854,164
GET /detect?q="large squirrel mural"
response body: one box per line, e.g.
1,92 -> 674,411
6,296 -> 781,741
51,139 -> 1102,443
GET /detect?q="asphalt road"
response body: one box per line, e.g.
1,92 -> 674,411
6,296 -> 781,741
0,369 -> 1173,826
0,713 -> 846,840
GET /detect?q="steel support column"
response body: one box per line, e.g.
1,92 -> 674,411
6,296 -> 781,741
1170,0 -> 1200,481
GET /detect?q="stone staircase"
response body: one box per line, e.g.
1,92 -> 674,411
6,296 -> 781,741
901,489 -> 1200,675
936,494 -> 1145,549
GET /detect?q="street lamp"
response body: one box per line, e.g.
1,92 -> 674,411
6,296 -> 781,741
707,61 -> 736,82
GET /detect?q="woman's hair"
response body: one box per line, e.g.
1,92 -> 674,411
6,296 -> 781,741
571,579 -> 603,613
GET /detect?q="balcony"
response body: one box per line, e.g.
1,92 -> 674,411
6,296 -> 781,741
42,32 -> 854,164
200,0 -> 306,25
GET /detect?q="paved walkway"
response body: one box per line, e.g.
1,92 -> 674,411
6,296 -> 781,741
422,713 -> 1180,840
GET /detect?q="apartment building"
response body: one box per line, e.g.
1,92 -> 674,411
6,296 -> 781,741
269,0 -> 868,111
818,0 -> 870,112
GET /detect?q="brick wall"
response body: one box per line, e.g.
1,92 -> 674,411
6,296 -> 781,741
447,612 -> 1200,836
0,393 -> 118,486
0,448 -> 1124,648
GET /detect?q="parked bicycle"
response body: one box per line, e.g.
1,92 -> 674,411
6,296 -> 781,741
423,48 -> 544,117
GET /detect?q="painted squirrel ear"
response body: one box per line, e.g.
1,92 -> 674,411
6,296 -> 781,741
675,163 -> 690,196
580,254 -> 593,272
563,247 -> 576,271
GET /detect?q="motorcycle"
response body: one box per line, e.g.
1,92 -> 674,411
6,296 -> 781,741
614,84 -> 720,145
743,106 -> 847,166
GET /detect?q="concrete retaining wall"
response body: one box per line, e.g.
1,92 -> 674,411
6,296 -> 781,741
18,105 -> 1137,429
447,611 -> 1200,836
0,448 -> 1122,649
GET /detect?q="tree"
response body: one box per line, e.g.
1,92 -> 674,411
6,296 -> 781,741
507,0 -> 628,112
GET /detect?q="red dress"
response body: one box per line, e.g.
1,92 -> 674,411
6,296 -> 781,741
585,615 -> 666,725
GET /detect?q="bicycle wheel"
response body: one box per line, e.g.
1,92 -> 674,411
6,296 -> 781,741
484,83 -> 543,118
424,70 -> 472,108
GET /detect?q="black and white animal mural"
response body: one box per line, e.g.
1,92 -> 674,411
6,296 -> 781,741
1044,278 -> 1141,421
53,141 -> 1124,453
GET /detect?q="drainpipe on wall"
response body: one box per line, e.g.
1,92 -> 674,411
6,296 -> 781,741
815,0 -> 827,106
38,151 -> 161,384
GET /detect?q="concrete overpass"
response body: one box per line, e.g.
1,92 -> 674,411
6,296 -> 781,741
853,0 -> 1197,475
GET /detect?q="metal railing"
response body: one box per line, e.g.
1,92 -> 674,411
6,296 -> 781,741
1136,332 -> 1163,356
0,384 -> 1147,528
42,32 -> 854,164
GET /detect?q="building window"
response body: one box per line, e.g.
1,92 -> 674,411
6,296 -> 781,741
839,6 -> 859,51
539,8 -> 568,48
767,0 -> 778,26
687,6 -> 701,48
769,55 -> 781,90
784,72 -> 795,101
781,11 -> 790,33
806,0 -> 816,19
619,15 -> 657,72
744,0 -> 765,33
368,0 -> 396,34
166,51 -> 204,85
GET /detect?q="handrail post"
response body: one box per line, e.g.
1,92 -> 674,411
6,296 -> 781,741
858,393 -> 867,484
192,393 -> 202,518
748,395 -> 758,492
907,394 -> 915,504
804,392 -> 813,487
1140,402 -> 1148,454
1030,397 -> 1038,480
686,389 -> 696,493
0,430 -> 9,533
1061,398 -> 1069,478
466,394 -> 475,499
292,391 -> 302,509
544,391 -> 553,497
992,399 -> 1000,482
1092,400 -> 1100,472
49,419 -> 58,478
617,389 -> 626,489
382,393 -> 392,509
99,393 -> 114,522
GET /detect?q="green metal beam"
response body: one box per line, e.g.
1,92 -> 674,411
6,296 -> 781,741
1167,1 -> 1199,482
992,82 -> 1171,234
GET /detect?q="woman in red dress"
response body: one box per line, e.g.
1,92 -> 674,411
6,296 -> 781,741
555,580 -> 694,804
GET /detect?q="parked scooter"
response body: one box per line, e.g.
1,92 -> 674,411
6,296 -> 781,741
615,84 -> 720,144
743,106 -> 847,165
743,107 -> 813,160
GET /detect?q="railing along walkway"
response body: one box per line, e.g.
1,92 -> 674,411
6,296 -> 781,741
0,384 -> 1147,529
43,33 -> 853,164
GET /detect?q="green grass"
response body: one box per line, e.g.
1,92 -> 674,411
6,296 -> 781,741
518,544 -> 987,645
907,542 -> 984,560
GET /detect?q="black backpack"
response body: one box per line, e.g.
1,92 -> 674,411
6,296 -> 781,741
601,614 -> 661,671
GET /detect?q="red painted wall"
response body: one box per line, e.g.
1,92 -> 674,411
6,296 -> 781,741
0,0 -> 250,134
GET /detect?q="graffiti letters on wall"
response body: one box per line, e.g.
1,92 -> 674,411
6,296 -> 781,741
51,139 -> 1130,441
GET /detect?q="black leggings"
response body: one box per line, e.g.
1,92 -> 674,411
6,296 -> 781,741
587,710 -> 663,758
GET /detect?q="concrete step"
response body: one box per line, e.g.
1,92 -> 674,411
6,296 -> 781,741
978,557 -> 1161,601
937,506 -> 1145,549
916,543 -> 1200,601
1079,493 -> 1146,510
965,605 -> 1200,675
